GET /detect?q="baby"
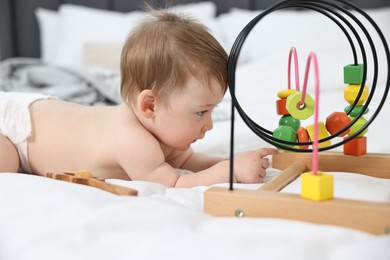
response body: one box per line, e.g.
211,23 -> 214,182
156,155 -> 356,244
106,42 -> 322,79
0,8 -> 278,187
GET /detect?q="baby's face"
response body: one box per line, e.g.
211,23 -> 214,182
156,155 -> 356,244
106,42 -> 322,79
154,76 -> 225,151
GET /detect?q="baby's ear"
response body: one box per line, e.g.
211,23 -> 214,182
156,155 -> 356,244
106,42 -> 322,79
137,89 -> 156,118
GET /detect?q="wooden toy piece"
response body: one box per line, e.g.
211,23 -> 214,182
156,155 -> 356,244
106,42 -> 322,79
260,160 -> 306,191
306,121 -> 331,148
344,104 -> 369,117
297,127 -> 310,149
301,172 -> 334,201
204,152 -> 390,235
74,170 -> 94,178
278,115 -> 300,131
348,116 -> 368,137
45,171 -> 138,196
344,136 -> 367,156
276,98 -> 290,115
325,111 -> 351,137
344,64 -> 363,84
204,185 -> 390,235
272,151 -> 390,178
344,84 -> 369,105
286,91 -> 315,120
277,89 -> 296,99
273,125 -> 297,148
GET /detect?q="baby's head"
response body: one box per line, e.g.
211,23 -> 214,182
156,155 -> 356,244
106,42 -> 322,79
120,8 -> 228,107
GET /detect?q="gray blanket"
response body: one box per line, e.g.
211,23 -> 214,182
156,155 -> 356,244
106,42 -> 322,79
0,57 -> 122,105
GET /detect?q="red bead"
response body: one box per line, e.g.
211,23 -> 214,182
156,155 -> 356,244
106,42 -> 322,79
276,99 -> 290,115
343,136 -> 367,156
325,112 -> 351,137
297,127 -> 310,150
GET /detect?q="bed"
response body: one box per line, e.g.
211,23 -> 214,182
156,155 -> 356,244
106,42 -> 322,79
1,0 -> 390,259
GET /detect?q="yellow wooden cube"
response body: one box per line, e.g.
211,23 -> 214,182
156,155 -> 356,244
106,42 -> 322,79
301,172 -> 334,201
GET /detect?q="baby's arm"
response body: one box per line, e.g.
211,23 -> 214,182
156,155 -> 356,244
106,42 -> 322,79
170,148 -> 279,188
118,132 -> 278,187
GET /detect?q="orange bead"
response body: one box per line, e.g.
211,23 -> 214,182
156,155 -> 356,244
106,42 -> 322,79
343,136 -> 367,156
297,127 -> 310,150
276,98 -> 290,115
325,112 -> 351,137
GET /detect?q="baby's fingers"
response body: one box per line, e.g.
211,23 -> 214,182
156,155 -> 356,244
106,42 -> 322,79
261,158 -> 270,169
258,148 -> 279,157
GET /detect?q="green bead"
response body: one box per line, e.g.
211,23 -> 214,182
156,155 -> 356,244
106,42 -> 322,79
348,116 -> 368,137
344,105 -> 369,117
344,64 -> 364,84
286,91 -> 315,120
279,115 -> 300,132
273,125 -> 297,148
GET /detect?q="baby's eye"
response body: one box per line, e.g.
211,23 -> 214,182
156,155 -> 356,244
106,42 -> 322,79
196,110 -> 208,117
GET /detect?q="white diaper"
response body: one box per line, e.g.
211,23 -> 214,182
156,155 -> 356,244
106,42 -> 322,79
0,91 -> 52,173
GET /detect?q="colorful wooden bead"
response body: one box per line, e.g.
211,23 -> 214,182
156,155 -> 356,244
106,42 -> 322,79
306,121 -> 331,148
286,91 -> 315,120
273,125 -> 297,148
301,172 -> 334,201
344,64 -> 364,84
325,112 -> 351,137
276,98 -> 290,115
279,115 -> 300,131
344,84 -> 369,105
277,89 -> 296,99
344,105 -> 369,117
343,136 -> 367,156
348,116 -> 368,137
297,127 -> 310,150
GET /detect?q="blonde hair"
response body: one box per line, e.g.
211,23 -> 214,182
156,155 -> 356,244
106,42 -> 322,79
120,8 -> 228,106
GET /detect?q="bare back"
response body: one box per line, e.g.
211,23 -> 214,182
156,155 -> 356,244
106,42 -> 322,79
28,100 -> 147,179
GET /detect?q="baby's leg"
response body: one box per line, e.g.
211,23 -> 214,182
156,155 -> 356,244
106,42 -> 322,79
0,134 -> 19,172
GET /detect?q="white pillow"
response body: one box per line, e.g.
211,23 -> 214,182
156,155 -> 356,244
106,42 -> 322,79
35,2 -> 218,67
55,5 -> 145,66
218,7 -> 390,64
35,8 -> 60,63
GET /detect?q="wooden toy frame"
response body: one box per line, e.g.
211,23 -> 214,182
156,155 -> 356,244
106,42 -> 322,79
204,152 -> 390,235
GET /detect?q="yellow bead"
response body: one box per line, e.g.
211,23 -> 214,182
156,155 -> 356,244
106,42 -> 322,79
348,116 -> 368,137
301,172 -> 334,201
277,89 -> 296,99
344,84 -> 369,105
306,121 -> 331,148
286,91 -> 315,120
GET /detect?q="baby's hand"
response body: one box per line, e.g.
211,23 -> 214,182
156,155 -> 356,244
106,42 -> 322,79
233,148 -> 279,183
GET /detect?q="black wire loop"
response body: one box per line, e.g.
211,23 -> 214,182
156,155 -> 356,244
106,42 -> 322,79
228,0 -> 390,190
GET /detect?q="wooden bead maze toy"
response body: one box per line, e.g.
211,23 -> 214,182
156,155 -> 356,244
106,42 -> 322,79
204,0 -> 390,235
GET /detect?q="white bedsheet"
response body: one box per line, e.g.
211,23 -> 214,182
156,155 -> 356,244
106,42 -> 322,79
1,172 -> 390,260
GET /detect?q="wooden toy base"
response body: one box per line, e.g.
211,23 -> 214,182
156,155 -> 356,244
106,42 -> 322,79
204,152 -> 390,235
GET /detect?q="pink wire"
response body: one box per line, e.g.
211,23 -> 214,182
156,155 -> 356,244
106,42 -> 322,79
302,52 -> 320,175
287,47 -> 300,91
